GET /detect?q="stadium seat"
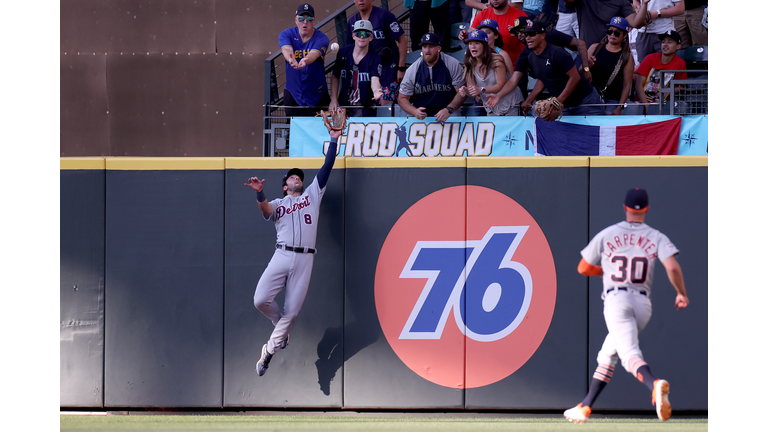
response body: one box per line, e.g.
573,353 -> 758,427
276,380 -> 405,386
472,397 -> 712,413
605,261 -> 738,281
448,22 -> 469,53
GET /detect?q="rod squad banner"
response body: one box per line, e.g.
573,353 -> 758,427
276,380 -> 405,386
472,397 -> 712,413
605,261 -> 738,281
288,116 -> 708,157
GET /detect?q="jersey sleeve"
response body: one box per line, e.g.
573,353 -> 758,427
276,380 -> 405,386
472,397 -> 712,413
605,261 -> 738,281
447,55 -> 466,87
309,33 -> 330,57
307,176 -> 326,204
399,64 -> 417,96
333,47 -> 345,77
580,232 -> 604,266
656,232 -> 679,263
265,200 -> 280,222
278,28 -> 294,50
383,10 -> 405,39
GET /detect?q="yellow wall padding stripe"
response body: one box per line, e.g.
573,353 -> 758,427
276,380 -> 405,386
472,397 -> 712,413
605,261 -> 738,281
225,157 -> 345,170
468,156 -> 590,168
589,155 -> 708,167
105,157 -> 225,170
60,158 -> 106,170
345,157 -> 466,168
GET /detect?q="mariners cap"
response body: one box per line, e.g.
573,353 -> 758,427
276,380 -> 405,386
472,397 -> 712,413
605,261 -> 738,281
658,29 -> 682,44
606,16 -> 630,33
477,18 -> 500,35
420,32 -> 441,46
353,19 -> 374,33
296,3 -> 314,17
283,168 -> 305,187
466,29 -> 489,43
624,188 -> 649,213
524,20 -> 547,34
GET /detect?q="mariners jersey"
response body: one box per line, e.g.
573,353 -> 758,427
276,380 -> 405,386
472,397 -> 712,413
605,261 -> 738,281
264,177 -> 326,249
278,27 -> 330,106
581,221 -> 679,299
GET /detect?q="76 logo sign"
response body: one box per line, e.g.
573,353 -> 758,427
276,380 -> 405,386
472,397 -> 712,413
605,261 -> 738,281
399,226 -> 533,342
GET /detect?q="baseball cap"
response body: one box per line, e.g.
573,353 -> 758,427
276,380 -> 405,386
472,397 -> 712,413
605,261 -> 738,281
524,20 -> 547,35
420,32 -> 441,46
658,29 -> 682,44
353,19 -> 373,33
606,16 -> 630,33
509,14 -> 535,33
283,168 -> 305,186
466,29 -> 489,43
624,188 -> 649,213
296,3 -> 314,17
477,18 -> 500,35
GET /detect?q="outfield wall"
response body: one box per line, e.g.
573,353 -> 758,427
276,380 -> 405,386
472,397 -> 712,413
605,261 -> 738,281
60,156 -> 708,411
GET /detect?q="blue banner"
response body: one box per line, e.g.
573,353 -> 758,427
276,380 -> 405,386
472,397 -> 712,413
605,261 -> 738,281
288,115 -> 707,157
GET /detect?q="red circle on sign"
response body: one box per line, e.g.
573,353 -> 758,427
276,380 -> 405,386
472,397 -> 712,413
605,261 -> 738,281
374,185 -> 556,389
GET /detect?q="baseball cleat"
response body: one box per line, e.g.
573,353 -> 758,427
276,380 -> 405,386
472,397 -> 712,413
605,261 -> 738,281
563,403 -> 591,423
280,334 -> 290,350
652,379 -> 671,421
256,344 -> 273,377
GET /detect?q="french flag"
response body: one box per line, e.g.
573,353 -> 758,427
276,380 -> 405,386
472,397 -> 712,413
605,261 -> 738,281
533,117 -> 681,156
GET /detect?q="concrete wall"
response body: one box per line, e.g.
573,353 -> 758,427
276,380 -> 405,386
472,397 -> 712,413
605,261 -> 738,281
60,156 -> 708,411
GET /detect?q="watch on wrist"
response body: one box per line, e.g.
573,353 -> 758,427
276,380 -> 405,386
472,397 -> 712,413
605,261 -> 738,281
481,87 -> 486,94
446,106 -> 454,114
657,10 -> 661,18
583,67 -> 590,72
397,66 -> 407,72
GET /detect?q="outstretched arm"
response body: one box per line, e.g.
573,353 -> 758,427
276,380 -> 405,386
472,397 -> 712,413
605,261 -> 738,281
317,129 -> 342,189
662,255 -> 689,310
245,177 -> 273,217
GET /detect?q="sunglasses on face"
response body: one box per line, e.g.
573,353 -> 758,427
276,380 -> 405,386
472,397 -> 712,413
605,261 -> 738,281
354,30 -> 371,38
606,29 -> 624,37
297,16 -> 314,23
524,32 -> 539,37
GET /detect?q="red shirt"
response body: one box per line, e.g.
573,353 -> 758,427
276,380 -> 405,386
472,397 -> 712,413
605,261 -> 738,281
472,7 -> 527,69
636,54 -> 688,81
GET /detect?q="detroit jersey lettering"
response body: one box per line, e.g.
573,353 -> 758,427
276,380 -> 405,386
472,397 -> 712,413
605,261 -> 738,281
265,177 -> 325,249
580,221 -> 679,298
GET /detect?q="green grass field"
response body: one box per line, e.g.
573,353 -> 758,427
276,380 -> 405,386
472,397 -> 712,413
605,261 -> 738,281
60,414 -> 708,432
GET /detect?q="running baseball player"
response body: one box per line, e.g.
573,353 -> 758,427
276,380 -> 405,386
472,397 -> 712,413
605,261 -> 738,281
564,188 -> 690,423
244,128 -> 342,376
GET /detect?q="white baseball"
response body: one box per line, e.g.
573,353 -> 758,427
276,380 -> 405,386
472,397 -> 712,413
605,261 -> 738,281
330,43 -> 339,52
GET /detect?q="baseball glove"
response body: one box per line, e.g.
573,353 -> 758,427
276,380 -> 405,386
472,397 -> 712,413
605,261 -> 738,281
318,107 -> 348,132
534,97 -> 563,122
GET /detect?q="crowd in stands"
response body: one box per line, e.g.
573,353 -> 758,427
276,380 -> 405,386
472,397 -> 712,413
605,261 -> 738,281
278,0 -> 707,117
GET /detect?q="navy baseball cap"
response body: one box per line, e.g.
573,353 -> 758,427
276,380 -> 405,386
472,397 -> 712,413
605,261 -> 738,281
606,16 -> 630,33
509,14 -> 535,33
477,18 -> 500,35
283,168 -> 305,186
420,32 -> 441,46
624,188 -> 649,213
466,29 -> 489,43
524,20 -> 547,35
658,29 -> 682,44
296,3 -> 314,17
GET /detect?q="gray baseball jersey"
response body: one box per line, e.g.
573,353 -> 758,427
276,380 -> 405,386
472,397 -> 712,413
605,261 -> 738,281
265,177 -> 326,248
581,221 -> 679,299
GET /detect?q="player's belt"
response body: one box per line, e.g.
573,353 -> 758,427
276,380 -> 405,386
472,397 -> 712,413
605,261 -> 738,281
276,244 -> 316,254
606,287 -> 647,296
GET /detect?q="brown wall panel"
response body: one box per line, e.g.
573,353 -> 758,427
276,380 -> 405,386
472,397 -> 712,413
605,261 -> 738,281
61,0 -> 216,54
61,54 -> 110,156
106,54 -> 262,156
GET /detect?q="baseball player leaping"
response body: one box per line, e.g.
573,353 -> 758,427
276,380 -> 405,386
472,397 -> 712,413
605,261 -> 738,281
564,188 -> 690,423
245,128 -> 342,377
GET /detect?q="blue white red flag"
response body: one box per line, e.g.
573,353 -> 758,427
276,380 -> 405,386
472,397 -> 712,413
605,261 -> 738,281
533,117 -> 681,156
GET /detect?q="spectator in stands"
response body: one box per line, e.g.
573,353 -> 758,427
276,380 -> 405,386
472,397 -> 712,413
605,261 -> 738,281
563,0 -> 653,48
405,0 -> 451,53
520,20 -> 603,116
459,0 -> 528,67
466,0 -> 492,15
477,18 -> 514,74
459,30 -> 523,116
674,0 -> 707,49
450,0 -> 474,23
555,0 -> 579,39
330,20 -> 384,117
634,29 -> 687,114
347,0 -> 407,105
632,0 -> 685,64
278,3 -> 331,117
398,33 -> 467,121
588,17 -> 635,115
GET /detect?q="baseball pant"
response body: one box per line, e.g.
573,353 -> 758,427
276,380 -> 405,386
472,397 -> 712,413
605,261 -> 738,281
253,249 -> 315,355
409,0 -> 451,52
596,289 -> 653,374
